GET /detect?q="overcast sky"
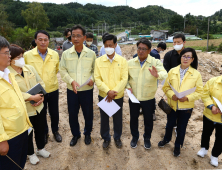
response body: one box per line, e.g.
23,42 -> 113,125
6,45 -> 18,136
21,0 -> 221,17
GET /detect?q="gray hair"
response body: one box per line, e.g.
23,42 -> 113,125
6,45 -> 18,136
0,36 -> 10,51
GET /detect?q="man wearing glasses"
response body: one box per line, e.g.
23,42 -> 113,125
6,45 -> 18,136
0,36 -> 32,170
60,25 -> 96,147
127,38 -> 167,149
24,30 -> 62,144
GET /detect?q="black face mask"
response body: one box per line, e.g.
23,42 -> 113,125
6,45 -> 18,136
68,36 -> 71,41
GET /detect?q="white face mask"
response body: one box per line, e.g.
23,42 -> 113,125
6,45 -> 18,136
14,57 -> 25,68
159,51 -> 164,54
105,47 -> 115,55
86,41 -> 92,46
174,44 -> 183,51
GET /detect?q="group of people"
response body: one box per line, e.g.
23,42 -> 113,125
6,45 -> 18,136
0,24 -> 221,170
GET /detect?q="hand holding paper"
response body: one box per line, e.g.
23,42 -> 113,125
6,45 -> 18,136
212,97 -> 222,114
126,89 -> 140,103
97,96 -> 120,117
168,82 -> 196,99
77,76 -> 92,89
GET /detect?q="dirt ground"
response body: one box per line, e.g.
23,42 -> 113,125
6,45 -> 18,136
26,45 -> 222,170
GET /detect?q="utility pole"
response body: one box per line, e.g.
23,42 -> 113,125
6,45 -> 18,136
92,23 -> 94,34
98,25 -> 99,35
126,0 -> 127,6
207,17 -> 210,51
105,22 -> 106,32
102,24 -> 103,36
197,28 -> 198,36
184,16 -> 186,31
114,24 -> 115,33
121,22 -> 122,30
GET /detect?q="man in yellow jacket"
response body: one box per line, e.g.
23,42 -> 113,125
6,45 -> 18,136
0,36 -> 32,170
94,33 -> 128,149
60,25 -> 96,147
24,30 -> 62,144
127,38 -> 168,149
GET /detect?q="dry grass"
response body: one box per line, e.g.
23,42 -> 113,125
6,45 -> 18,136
166,39 -> 222,48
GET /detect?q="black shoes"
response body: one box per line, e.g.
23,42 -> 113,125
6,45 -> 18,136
44,134 -> 49,144
53,131 -> 62,142
173,147 -> 180,157
158,140 -> 169,148
114,139 -> 122,148
70,135 -> 81,146
130,138 -> 138,148
144,138 -> 151,149
84,135 -> 91,145
103,140 -> 111,149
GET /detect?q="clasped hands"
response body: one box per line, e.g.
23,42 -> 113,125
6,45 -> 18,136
172,95 -> 188,102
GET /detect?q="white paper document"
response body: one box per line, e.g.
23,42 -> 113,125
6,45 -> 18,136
213,97 -> 222,112
126,89 -> 140,103
168,82 -> 196,99
28,127 -> 33,135
77,76 -> 92,89
97,96 -> 121,117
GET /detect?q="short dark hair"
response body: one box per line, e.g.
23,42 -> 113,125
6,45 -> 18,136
34,30 -> 50,39
102,32 -> 109,39
178,48 -> 198,69
0,36 -> 10,51
31,39 -> 36,48
86,32 -> 94,39
103,33 -> 117,44
9,44 -> 25,60
71,25 -> 86,36
136,37 -> 152,49
64,28 -> 71,36
157,42 -> 166,50
173,34 -> 185,42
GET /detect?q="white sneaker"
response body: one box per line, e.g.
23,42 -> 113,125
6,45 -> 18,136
28,154 -> 39,165
197,148 -> 208,158
36,148 -> 51,158
210,155 -> 218,167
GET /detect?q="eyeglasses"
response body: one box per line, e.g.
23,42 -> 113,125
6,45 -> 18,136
137,47 -> 148,52
71,34 -> 83,39
0,51 -> 11,56
182,55 -> 193,60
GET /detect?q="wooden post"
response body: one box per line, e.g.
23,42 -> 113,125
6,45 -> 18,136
207,18 -> 210,51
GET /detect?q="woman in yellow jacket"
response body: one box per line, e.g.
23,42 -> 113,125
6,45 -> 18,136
197,76 -> 222,167
8,44 -> 51,165
158,48 -> 203,157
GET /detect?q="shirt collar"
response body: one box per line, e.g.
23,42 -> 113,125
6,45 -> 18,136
106,54 -> 115,63
0,68 -> 10,77
138,57 -> 147,65
37,49 -> 48,56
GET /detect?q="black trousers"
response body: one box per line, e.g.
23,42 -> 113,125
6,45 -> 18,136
43,90 -> 59,134
0,131 -> 28,170
164,109 -> 192,148
129,98 -> 155,140
99,96 -> 123,141
28,111 -> 45,155
67,89 -> 93,136
201,116 -> 222,157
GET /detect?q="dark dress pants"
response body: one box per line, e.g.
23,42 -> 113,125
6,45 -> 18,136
67,89 -> 93,136
99,96 -> 123,141
129,98 -> 155,140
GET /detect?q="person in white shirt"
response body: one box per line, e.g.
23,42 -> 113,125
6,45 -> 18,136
99,33 -> 122,56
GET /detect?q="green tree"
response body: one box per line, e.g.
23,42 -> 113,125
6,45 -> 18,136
0,4 -> 14,40
21,2 -> 49,30
169,15 -> 184,32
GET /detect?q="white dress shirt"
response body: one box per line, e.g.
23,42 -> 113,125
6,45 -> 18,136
0,68 -> 11,83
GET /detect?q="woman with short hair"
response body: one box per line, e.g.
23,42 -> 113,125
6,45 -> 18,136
8,44 -> 51,165
158,48 -> 203,157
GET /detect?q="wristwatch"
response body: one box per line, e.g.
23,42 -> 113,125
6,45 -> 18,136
207,104 -> 215,110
